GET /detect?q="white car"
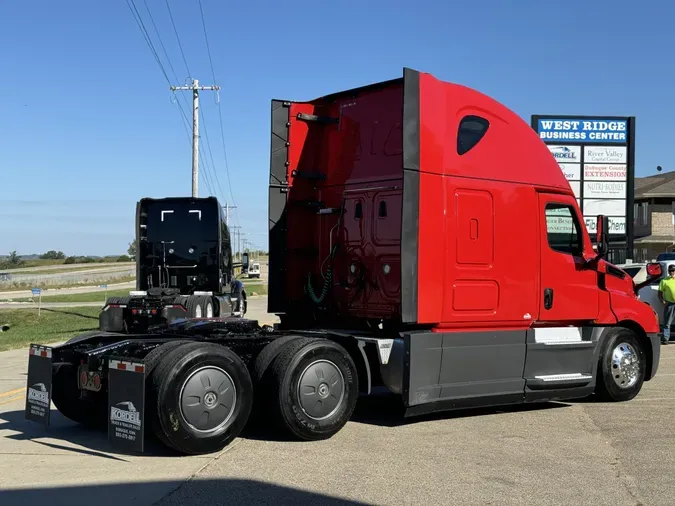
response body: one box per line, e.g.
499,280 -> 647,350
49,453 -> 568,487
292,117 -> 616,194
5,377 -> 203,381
248,262 -> 261,279
619,260 -> 675,331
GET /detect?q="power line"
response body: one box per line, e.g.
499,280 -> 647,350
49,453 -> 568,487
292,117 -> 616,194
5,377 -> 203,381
142,0 -> 180,85
164,0 -> 191,77
125,0 -> 219,198
159,0 -> 222,202
198,0 -> 237,212
124,0 -> 171,84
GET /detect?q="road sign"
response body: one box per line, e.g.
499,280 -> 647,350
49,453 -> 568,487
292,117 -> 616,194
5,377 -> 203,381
31,288 -> 41,296
99,284 -> 108,289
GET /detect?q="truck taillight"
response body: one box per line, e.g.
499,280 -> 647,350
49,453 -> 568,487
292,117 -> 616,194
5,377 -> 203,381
80,371 -> 87,387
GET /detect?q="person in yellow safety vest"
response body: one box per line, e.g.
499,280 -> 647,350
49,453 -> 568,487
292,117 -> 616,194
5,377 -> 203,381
657,264 -> 675,345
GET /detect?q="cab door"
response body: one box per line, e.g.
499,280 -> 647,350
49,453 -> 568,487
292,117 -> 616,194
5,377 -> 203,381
537,193 -> 599,323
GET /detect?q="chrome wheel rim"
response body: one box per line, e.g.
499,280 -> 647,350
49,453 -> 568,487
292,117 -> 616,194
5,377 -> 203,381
179,366 -> 236,434
206,302 -> 213,318
297,359 -> 345,421
611,342 -> 640,389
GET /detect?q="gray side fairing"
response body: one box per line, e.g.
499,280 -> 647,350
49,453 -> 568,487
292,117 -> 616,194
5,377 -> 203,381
647,332 -> 660,380
377,327 -> 616,417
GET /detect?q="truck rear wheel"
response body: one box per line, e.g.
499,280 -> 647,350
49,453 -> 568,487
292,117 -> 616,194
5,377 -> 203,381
264,338 -> 359,441
186,296 -> 205,318
149,341 -> 253,455
595,328 -> 647,402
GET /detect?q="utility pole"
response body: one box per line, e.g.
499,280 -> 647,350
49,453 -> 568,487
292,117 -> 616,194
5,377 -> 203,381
230,225 -> 241,259
170,78 -> 220,197
222,203 -> 237,227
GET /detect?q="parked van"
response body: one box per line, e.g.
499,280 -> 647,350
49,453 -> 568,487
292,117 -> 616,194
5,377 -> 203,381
248,261 -> 261,278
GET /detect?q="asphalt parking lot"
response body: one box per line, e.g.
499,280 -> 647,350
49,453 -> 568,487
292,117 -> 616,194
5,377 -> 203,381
0,320 -> 673,505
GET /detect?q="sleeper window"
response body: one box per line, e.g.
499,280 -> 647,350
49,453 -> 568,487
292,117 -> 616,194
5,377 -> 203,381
457,115 -> 490,155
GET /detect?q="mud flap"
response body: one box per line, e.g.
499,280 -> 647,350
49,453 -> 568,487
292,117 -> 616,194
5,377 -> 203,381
24,344 -> 53,426
99,305 -> 125,332
107,357 -> 145,453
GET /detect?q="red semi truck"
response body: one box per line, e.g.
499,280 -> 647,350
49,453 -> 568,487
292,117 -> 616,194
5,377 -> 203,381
24,68 -> 662,455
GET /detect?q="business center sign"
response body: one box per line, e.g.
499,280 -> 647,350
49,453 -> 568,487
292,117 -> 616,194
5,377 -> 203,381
531,115 -> 635,240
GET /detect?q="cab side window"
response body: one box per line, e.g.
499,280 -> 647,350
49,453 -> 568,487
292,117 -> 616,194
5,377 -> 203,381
545,203 -> 582,255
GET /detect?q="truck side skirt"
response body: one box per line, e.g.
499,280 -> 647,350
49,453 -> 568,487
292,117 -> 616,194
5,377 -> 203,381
377,326 -> 619,417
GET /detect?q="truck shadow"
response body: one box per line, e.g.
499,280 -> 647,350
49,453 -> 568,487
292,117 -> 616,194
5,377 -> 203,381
0,478 -> 368,506
0,408 -> 177,460
241,392 -> 574,442
0,394 -> 578,456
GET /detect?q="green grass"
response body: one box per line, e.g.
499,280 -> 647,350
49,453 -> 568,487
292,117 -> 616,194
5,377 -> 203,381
0,307 -> 100,352
7,288 -> 131,303
243,283 -> 268,295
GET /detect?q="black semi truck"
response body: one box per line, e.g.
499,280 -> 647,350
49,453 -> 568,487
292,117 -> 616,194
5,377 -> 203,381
99,196 -> 247,333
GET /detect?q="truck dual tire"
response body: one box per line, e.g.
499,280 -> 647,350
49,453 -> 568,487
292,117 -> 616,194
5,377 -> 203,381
594,327 -> 647,402
256,337 -> 359,441
147,341 -> 253,455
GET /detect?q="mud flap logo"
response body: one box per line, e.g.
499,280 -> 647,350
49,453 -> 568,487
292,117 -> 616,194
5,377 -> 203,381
110,401 -> 142,429
27,383 -> 49,407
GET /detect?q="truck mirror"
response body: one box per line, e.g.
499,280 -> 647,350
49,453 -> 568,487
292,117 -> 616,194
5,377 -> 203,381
647,262 -> 662,277
595,215 -> 609,258
242,252 -> 249,270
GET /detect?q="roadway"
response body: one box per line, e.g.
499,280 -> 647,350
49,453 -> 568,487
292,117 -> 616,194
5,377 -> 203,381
0,262 -> 134,274
0,301 -> 673,505
0,265 -> 135,287
0,281 -> 136,300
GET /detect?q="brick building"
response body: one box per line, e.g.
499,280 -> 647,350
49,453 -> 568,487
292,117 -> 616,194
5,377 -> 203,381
632,171 -> 675,262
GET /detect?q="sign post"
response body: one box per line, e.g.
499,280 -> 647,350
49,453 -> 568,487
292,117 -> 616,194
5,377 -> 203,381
31,288 -> 42,317
100,284 -> 108,306
531,116 -> 635,263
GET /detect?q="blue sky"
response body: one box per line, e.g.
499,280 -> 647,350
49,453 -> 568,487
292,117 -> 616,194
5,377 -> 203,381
1,0 -> 673,256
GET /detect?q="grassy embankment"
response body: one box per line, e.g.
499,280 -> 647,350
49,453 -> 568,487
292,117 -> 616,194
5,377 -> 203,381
0,283 -> 267,351
0,307 -> 100,352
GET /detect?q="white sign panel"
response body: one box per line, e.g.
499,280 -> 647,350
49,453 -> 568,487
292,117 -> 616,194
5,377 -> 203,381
569,181 -> 581,198
583,164 -> 627,181
584,216 -> 626,235
584,146 -> 627,164
559,163 -> 581,181
548,145 -> 581,164
583,181 -> 626,199
583,198 -> 626,216
546,215 -> 574,234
